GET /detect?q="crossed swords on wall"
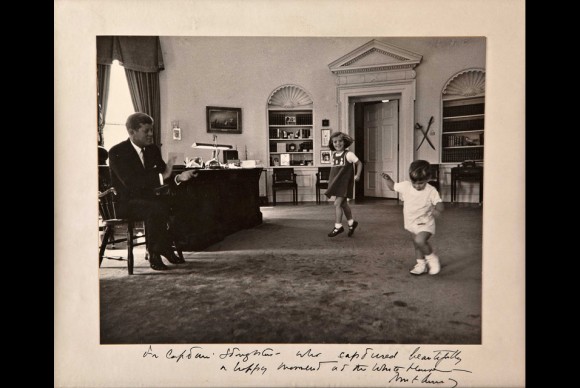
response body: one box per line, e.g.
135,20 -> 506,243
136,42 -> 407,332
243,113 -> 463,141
415,116 -> 435,151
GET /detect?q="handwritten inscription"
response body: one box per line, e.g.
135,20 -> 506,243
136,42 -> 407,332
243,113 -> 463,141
140,345 -> 472,386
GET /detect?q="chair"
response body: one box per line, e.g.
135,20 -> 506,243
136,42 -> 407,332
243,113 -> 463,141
315,167 -> 331,204
271,168 -> 298,205
428,164 -> 440,192
98,187 -> 147,275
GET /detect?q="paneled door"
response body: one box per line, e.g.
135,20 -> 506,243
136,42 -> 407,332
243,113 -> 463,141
364,100 -> 399,198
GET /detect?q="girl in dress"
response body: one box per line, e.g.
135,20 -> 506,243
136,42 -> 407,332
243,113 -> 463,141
325,132 -> 363,237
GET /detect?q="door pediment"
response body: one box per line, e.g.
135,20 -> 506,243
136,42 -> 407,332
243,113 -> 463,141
329,39 -> 422,75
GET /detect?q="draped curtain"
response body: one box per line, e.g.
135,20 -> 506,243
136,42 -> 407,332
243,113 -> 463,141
124,70 -> 162,146
97,64 -> 111,146
96,36 -> 165,146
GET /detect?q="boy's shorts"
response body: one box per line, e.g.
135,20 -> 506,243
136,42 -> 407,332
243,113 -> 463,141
405,220 -> 436,235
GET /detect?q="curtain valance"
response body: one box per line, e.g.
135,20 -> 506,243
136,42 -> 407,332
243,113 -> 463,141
97,36 -> 164,73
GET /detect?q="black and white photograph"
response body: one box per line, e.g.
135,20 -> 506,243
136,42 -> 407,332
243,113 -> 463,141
95,34 -> 487,345
55,1 -> 524,387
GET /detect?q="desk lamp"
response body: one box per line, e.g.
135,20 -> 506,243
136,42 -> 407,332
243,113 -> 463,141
191,135 -> 233,169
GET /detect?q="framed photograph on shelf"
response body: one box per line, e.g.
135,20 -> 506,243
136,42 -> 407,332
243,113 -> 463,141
280,153 -> 290,166
206,106 -> 242,134
321,128 -> 331,147
285,116 -> 296,125
321,150 -> 331,164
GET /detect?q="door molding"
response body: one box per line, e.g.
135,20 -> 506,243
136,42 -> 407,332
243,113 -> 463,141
328,40 -> 421,190
337,81 -> 416,190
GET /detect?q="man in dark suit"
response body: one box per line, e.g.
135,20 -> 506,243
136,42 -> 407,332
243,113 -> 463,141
109,112 -> 197,270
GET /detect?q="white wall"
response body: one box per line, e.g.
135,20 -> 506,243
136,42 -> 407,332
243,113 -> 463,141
159,36 -> 486,165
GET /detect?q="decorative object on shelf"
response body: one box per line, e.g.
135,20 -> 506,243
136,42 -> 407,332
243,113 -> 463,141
287,143 -> 297,152
322,119 -> 329,127
206,106 -> 242,134
321,129 -> 331,147
299,141 -> 312,152
285,116 -> 296,125
191,135 -> 233,169
321,150 -> 331,164
415,116 -> 435,150
171,120 -> 181,141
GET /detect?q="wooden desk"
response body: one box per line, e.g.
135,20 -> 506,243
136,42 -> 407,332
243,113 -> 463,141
167,168 -> 263,251
451,166 -> 483,203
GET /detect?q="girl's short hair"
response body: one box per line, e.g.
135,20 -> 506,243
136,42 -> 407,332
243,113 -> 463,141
126,112 -> 153,131
328,132 -> 354,150
409,160 -> 431,182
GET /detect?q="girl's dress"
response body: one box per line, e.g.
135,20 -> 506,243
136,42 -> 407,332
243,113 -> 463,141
325,150 -> 357,199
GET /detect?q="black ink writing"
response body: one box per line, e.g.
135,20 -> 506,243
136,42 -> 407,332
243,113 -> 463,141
352,364 -> 368,371
166,346 -> 210,363
409,346 -> 432,361
219,347 -> 278,362
338,350 -> 361,362
433,349 -> 462,367
372,363 -> 392,372
361,347 -> 398,360
278,361 -> 337,371
421,372 -> 445,384
143,345 -> 158,358
389,371 -> 409,383
233,361 -> 267,375
296,349 -> 321,358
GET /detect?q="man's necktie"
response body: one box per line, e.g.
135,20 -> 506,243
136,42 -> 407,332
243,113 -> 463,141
139,148 -> 145,167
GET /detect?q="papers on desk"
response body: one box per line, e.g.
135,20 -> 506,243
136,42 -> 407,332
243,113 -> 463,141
241,160 -> 262,168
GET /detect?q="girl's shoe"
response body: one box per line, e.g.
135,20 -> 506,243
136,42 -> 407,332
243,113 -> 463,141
347,221 -> 359,237
328,226 -> 344,237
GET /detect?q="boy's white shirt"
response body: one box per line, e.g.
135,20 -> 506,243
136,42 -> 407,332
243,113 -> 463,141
394,181 -> 442,228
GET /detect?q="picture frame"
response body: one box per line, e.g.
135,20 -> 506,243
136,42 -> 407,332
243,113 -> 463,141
321,128 -> 331,147
172,127 -> 182,141
285,116 -> 296,125
280,153 -> 290,166
206,106 -> 242,134
321,150 -> 331,164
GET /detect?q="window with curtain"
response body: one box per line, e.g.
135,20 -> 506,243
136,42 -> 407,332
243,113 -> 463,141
102,61 -> 134,150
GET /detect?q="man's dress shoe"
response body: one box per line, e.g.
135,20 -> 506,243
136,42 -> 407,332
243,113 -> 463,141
149,253 -> 169,271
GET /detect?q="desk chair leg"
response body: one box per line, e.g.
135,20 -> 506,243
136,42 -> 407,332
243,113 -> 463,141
99,226 -> 113,266
127,223 -> 134,275
273,190 -> 276,206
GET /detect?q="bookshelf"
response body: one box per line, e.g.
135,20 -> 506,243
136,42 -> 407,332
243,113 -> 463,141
441,96 -> 484,163
267,85 -> 314,168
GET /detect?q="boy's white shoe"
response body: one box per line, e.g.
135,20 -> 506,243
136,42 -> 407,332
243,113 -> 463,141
426,254 -> 440,275
409,259 -> 428,275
